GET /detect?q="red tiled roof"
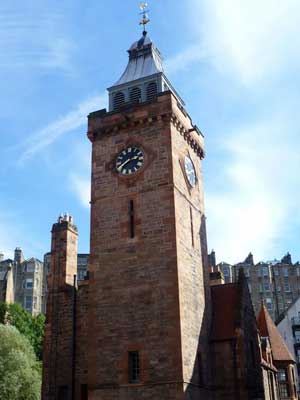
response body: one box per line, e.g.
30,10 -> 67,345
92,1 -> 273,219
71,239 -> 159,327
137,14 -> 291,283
211,283 -> 240,341
257,304 -> 295,363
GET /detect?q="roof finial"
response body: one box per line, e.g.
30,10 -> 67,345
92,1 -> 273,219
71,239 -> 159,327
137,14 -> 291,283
139,2 -> 150,35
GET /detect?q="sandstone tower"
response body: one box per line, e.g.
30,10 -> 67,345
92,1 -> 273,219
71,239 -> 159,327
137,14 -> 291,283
42,214 -> 78,399
87,29 -> 211,399
42,26 -> 212,400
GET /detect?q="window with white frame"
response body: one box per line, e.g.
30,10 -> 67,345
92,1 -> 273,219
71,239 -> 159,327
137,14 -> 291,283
25,278 -> 33,289
262,266 -> 269,277
257,268 -> 261,277
78,270 -> 86,281
279,384 -> 289,398
27,264 -> 35,273
284,278 -> 291,292
278,368 -> 287,382
283,268 -> 289,277
244,268 -> 250,278
24,296 -> 32,311
266,298 -> 272,311
264,280 -> 271,292
286,299 -> 292,308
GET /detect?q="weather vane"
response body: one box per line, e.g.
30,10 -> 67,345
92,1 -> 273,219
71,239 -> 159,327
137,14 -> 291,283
139,2 -> 150,34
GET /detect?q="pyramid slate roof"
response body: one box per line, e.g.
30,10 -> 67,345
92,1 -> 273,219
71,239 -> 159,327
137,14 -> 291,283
112,32 -> 163,87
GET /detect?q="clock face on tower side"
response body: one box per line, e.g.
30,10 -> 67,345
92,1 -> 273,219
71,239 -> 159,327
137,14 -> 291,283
116,146 -> 144,175
184,155 -> 196,187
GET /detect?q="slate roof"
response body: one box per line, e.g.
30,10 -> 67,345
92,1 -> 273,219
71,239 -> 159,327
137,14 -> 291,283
257,304 -> 295,363
112,32 -> 163,87
211,283 -> 241,341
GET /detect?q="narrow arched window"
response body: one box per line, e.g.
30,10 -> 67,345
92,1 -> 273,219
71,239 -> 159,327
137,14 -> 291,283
146,82 -> 158,101
129,87 -> 142,103
113,92 -> 125,110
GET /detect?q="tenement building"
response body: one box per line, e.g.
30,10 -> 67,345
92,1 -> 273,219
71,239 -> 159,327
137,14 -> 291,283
0,247 -> 44,314
214,252 -> 300,321
42,21 -> 295,400
277,296 -> 300,396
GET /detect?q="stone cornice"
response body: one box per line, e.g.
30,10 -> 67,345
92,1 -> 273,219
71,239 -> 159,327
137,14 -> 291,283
87,111 -> 172,141
170,113 -> 205,159
88,110 -> 205,159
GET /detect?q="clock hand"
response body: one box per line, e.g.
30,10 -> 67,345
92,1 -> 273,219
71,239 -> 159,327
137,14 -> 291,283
118,156 -> 139,170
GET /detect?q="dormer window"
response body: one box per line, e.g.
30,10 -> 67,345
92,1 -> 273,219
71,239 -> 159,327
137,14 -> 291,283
146,81 -> 157,101
113,92 -> 125,111
129,87 -> 141,103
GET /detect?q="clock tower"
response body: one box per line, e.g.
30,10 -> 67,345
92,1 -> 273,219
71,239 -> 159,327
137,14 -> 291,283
87,25 -> 212,400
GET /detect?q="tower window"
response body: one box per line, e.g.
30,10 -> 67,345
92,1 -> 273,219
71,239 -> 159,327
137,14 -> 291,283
146,81 -> 158,101
129,87 -> 141,103
128,351 -> 140,383
129,200 -> 135,239
190,207 -> 194,247
58,386 -> 68,400
113,92 -> 125,110
81,384 -> 88,400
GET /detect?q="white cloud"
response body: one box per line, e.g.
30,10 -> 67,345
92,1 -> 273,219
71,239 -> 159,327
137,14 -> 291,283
68,142 -> 91,209
16,94 -> 106,164
165,45 -> 205,75
206,113 -> 300,263
69,174 -> 91,209
0,7 -> 75,71
165,0 -> 300,262
170,0 -> 300,85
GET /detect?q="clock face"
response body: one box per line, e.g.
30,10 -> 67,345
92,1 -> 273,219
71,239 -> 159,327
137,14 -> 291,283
184,156 -> 196,187
116,146 -> 144,175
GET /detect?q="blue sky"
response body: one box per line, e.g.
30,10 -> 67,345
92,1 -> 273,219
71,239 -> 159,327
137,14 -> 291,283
1,0 -> 300,264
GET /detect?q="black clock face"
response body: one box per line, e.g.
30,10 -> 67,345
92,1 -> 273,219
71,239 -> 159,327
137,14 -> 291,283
116,147 -> 144,175
184,156 -> 196,187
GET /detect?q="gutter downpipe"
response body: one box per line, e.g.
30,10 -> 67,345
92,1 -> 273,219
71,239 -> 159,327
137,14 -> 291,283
72,274 -> 77,400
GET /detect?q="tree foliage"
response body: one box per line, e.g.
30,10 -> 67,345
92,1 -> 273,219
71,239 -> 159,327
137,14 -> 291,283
0,324 -> 41,400
0,302 -> 45,359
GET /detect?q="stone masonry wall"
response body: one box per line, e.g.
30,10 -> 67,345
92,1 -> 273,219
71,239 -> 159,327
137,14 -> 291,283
74,281 -> 89,400
87,92 -> 210,400
170,95 -> 211,398
42,221 -> 78,400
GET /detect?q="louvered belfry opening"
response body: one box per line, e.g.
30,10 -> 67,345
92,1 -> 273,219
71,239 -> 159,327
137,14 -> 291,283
146,81 -> 158,102
113,92 -> 125,110
129,87 -> 142,104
